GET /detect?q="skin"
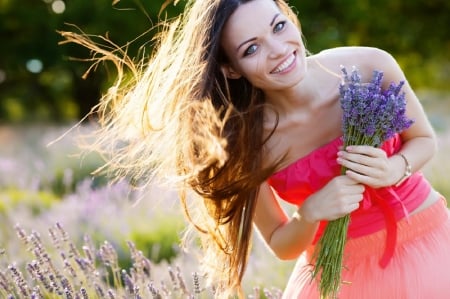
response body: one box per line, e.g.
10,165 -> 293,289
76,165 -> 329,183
221,0 -> 438,260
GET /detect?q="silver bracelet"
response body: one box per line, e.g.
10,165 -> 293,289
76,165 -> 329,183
394,153 -> 412,187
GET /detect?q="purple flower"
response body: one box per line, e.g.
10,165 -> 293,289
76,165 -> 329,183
339,67 -> 414,148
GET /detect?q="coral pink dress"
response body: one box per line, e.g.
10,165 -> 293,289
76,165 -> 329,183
268,134 -> 450,299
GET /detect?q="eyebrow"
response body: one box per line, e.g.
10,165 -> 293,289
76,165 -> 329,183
236,13 -> 281,52
270,13 -> 280,26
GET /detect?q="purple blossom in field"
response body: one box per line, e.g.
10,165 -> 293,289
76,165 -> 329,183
340,66 -> 414,147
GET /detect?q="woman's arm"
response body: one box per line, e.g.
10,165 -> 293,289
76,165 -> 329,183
380,48 -> 437,173
337,48 -> 437,187
253,182 -> 318,260
254,175 -> 364,260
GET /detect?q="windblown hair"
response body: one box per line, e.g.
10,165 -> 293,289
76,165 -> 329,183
60,0 -> 299,297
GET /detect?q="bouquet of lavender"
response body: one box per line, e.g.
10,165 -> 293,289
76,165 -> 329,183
311,66 -> 414,298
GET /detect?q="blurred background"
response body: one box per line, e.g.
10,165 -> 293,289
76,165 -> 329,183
0,0 -> 449,297
0,0 -> 449,123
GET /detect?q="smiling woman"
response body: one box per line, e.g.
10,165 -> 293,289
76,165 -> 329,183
219,0 -> 307,92
60,0 -> 450,298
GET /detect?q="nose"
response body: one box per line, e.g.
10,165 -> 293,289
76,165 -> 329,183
267,38 -> 287,59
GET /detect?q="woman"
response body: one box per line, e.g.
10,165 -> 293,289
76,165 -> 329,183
64,0 -> 450,297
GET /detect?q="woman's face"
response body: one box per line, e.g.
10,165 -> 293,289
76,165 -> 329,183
220,0 -> 307,91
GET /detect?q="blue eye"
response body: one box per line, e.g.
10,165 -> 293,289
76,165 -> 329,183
274,21 -> 286,33
244,44 -> 258,56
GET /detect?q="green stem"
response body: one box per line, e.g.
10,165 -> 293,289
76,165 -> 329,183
312,214 -> 350,298
312,163 -> 351,299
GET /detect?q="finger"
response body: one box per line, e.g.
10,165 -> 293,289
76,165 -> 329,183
346,185 -> 365,197
339,150 -> 381,166
348,202 -> 360,213
345,169 -> 386,188
344,145 -> 384,158
340,200 -> 360,215
344,159 -> 375,174
337,174 -> 363,186
338,156 -> 378,177
345,168 -> 371,183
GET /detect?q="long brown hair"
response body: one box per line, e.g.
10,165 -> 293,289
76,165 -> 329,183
60,0 -> 300,297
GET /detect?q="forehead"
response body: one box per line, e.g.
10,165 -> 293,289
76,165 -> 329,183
222,0 -> 281,47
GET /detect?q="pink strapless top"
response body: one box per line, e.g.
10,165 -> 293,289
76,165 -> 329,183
268,134 -> 431,266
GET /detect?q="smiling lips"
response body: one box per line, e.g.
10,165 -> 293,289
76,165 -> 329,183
271,52 -> 296,74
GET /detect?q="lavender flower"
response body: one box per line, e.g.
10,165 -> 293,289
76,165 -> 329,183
312,66 -> 414,299
340,67 -> 414,148
2,223 -> 230,299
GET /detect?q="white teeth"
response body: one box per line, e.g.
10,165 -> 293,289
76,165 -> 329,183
272,54 -> 295,73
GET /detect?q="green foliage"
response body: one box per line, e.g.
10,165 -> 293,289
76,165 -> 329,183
127,213 -> 186,264
291,0 -> 450,90
0,0 -> 449,123
0,189 -> 60,215
49,152 -> 108,196
0,0 -> 183,123
433,180 -> 450,206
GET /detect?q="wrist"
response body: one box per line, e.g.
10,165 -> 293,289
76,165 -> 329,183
295,204 -> 319,225
394,153 -> 412,186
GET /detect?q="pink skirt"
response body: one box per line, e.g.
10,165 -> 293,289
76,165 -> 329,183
283,196 -> 450,299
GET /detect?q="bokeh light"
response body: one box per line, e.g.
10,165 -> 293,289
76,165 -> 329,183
0,70 -> 6,84
51,0 -> 65,14
26,59 -> 43,74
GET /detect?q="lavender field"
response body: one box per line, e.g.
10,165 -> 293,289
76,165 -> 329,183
0,124 -> 295,298
0,91 -> 449,298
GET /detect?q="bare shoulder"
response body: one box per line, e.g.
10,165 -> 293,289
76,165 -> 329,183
308,46 -> 400,81
314,46 -> 394,62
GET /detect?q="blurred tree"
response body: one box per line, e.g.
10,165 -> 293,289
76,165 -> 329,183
292,0 -> 450,89
0,0 -> 184,123
0,0 -> 448,123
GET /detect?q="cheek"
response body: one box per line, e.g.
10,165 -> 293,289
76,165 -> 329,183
244,55 -> 267,75
238,60 -> 267,85
286,24 -> 303,45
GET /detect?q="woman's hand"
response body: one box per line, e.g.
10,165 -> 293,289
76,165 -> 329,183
336,145 -> 404,188
300,175 -> 365,222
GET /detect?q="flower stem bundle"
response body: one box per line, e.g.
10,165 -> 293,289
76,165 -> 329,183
311,66 -> 414,298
